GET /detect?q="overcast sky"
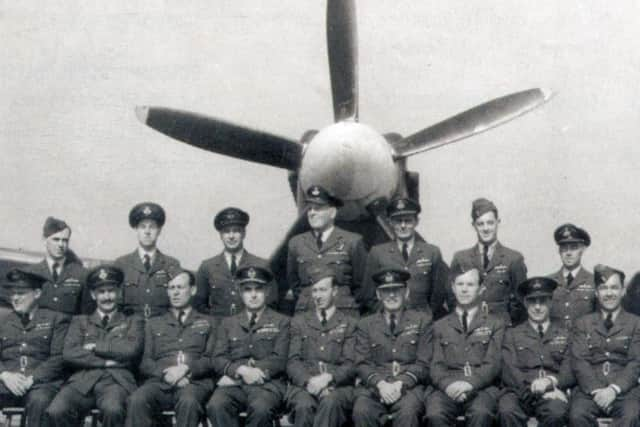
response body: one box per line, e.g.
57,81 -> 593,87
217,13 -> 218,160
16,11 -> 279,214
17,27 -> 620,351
2,1 -> 640,275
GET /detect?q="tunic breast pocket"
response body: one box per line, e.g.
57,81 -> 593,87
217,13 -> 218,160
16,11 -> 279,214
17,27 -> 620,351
326,335 -> 345,361
370,342 -> 384,362
154,331 -> 176,354
440,340 -> 455,364
516,346 -> 540,368
209,286 -> 227,303
61,287 -> 80,311
253,334 -> 276,358
468,337 -> 490,361
400,337 -> 419,361
229,335 -> 247,358
123,282 -> 140,304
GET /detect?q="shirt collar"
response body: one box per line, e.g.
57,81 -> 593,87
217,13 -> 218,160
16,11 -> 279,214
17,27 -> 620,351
397,237 -> 415,254
529,319 -> 550,334
46,257 -> 65,270
562,266 -> 582,278
314,226 -> 335,243
171,306 -> 192,319
478,240 -> 497,254
246,307 -> 266,322
455,305 -> 479,324
316,305 -> 336,322
138,247 -> 157,261
602,308 -> 622,322
384,309 -> 403,324
224,249 -> 244,266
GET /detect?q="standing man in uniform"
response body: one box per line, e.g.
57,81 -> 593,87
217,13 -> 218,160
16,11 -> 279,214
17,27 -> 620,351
194,207 -> 276,317
351,269 -> 432,427
546,223 -> 595,329
569,264 -> 640,427
425,263 -> 505,427
0,268 -> 70,427
286,185 -> 367,317
207,266 -> 290,427
286,265 -> 357,427
27,217 -> 89,315
361,198 -> 449,318
450,198 -> 527,326
47,265 -> 144,427
499,277 -> 574,427
126,271 -> 217,427
115,202 -> 181,320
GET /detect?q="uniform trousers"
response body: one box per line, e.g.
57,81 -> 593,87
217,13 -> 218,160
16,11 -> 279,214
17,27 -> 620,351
207,384 -> 283,427
125,381 -> 212,427
498,390 -> 568,427
47,375 -> 128,427
0,382 -> 58,427
285,385 -> 353,427
569,387 -> 640,427
351,385 -> 424,427
425,386 -> 499,427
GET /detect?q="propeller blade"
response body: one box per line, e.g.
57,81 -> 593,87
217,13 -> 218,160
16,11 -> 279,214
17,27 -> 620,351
392,88 -> 554,158
135,106 -> 303,170
327,0 -> 358,122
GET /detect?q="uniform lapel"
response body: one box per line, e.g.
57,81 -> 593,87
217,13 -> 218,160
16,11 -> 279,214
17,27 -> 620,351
608,310 -> 627,337
593,314 -> 609,337
149,251 -> 166,275
447,312 -> 464,334
466,310 -> 486,336
486,242 -> 505,272
385,242 -> 405,266
32,260 -> 54,282
303,231 -> 320,253
572,268 -> 591,289
322,228 -> 342,252
129,250 -> 147,273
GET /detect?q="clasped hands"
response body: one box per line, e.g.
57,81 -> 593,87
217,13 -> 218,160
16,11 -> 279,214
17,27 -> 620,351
377,380 -> 403,404
0,372 -> 33,397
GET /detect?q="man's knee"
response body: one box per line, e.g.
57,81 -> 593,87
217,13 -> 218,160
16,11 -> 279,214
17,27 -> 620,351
100,399 -> 126,419
127,389 -> 151,411
25,389 -> 55,411
45,397 -> 69,421
352,397 -> 378,423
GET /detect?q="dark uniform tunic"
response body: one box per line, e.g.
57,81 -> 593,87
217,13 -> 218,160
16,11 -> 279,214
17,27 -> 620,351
47,311 -> 144,427
547,268 -> 595,329
207,308 -> 290,427
361,240 -> 449,318
28,257 -> 89,315
499,321 -> 574,427
0,309 -> 70,427
194,251 -> 277,316
287,227 -> 367,315
352,309 -> 432,427
569,310 -> 640,427
114,250 -> 181,319
426,310 -> 504,427
126,310 -> 216,427
286,309 -> 357,427
450,242 -> 527,326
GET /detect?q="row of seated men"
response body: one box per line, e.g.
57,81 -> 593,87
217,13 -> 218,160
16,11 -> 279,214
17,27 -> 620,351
1,258 -> 640,427
18,185 -> 623,329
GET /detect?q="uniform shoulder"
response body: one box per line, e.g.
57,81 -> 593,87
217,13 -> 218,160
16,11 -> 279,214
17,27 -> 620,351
416,239 -> 442,254
288,232 -> 309,247
497,244 -> 524,261
452,247 -> 476,261
114,252 -> 134,264
267,309 -> 290,326
39,308 -> 70,323
199,254 -> 222,267
574,312 -> 598,328
433,314 -> 453,332
334,227 -> 363,242
368,241 -> 395,255
356,312 -> 379,329
405,308 -> 433,325
244,252 -> 269,267
159,252 -> 181,266
484,312 -> 506,328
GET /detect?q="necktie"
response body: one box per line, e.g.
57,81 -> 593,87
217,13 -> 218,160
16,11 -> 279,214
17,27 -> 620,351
566,272 -> 574,287
230,254 -> 237,276
178,310 -> 186,326
321,309 -> 327,327
604,313 -> 614,331
402,243 -> 409,263
52,262 -> 59,282
389,313 -> 397,334
249,312 -> 257,329
143,254 -> 151,272
19,313 -> 29,327
102,314 -> 109,329
316,232 -> 323,250
462,310 -> 468,333
538,324 -> 544,339
482,244 -> 490,269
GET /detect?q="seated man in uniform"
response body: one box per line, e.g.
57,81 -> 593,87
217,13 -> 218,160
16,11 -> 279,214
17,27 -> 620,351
27,217 -> 89,315
499,277 -> 574,427
546,223 -> 595,329
425,263 -> 505,427
0,268 -> 70,427
47,265 -> 144,427
569,264 -> 640,427
207,266 -> 290,427
115,202 -> 181,320
286,185 -> 367,317
362,198 -> 449,318
286,265 -> 357,427
450,198 -> 527,326
352,268 -> 432,427
126,271 -> 217,427
194,207 -> 277,316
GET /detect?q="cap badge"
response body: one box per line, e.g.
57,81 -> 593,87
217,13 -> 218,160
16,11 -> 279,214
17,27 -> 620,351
397,200 -> 405,209
311,187 -> 320,196
143,206 -> 152,216
533,281 -> 542,290
562,227 -> 571,238
248,268 -> 257,279
99,269 -> 108,280
384,272 -> 394,283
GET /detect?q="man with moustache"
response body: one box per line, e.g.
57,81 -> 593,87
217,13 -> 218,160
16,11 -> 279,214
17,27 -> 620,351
126,271 -> 217,427
115,202 -> 181,320
207,266 -> 290,427
450,198 -> 527,326
286,265 -> 357,427
425,263 -> 505,427
47,265 -> 144,427
194,207 -> 276,316
286,185 -> 367,317
498,277 -> 573,427
546,223 -> 595,329
0,268 -> 70,427
362,198 -> 449,318
351,269 -> 432,427
27,217 -> 89,315
569,264 -> 640,427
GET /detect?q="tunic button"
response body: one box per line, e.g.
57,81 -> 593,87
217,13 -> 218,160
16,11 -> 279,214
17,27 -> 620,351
231,291 -> 236,296
317,255 -> 322,259
606,338 -> 611,343
54,285 -> 58,289
146,289 -> 151,293
392,349 -> 397,353
321,333 -> 325,337
53,297 -> 58,302
320,346 -> 325,351
178,339 -> 183,342
249,345 -> 253,349
565,302 -> 570,307
605,352 -> 610,357
564,315 -> 570,320
21,343 -> 26,347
